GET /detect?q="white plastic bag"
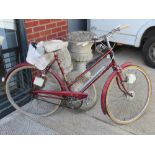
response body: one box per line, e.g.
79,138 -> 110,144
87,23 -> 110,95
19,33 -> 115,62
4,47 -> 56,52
26,40 -> 73,72
26,43 -> 54,70
36,41 -> 45,56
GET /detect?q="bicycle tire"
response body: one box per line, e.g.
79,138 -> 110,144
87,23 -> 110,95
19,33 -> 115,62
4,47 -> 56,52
105,65 -> 152,124
5,64 -> 62,117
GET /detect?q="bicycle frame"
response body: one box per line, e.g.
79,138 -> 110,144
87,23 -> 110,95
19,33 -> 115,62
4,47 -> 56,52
31,26 -> 133,99
32,46 -> 125,100
6,25 -> 148,121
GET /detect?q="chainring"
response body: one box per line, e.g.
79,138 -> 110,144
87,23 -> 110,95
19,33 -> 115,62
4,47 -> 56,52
65,97 -> 83,109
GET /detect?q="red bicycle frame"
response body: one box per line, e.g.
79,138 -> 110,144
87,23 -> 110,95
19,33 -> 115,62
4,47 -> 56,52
3,25 -> 135,116
32,46 -> 129,100
3,46 -> 130,101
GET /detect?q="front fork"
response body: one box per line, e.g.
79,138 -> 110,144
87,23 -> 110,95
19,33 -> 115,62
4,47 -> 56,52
112,60 -> 133,97
116,69 -> 133,97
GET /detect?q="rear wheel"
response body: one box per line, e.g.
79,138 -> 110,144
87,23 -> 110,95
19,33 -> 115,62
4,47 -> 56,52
105,65 -> 151,124
5,64 -> 62,117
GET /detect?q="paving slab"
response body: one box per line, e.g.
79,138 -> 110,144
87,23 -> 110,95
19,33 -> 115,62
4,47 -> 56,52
0,111 -> 58,135
28,107 -> 132,135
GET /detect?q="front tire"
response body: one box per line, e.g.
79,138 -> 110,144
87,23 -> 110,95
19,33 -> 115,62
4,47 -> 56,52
105,65 -> 152,124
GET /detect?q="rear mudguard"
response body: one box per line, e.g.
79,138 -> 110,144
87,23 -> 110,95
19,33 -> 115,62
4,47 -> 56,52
3,62 -> 66,91
101,62 -> 133,114
3,62 -> 29,84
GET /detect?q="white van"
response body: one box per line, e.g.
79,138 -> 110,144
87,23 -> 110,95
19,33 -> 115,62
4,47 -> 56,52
88,19 -> 155,68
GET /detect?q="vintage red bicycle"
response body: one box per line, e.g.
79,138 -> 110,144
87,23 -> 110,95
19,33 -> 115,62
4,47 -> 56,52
3,25 -> 152,124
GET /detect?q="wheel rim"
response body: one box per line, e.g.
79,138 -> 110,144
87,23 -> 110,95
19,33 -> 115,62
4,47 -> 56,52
149,43 -> 155,63
6,66 -> 61,116
106,66 -> 151,124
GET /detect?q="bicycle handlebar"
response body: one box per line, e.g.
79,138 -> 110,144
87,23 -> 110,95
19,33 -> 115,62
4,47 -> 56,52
119,25 -> 129,30
93,25 -> 129,42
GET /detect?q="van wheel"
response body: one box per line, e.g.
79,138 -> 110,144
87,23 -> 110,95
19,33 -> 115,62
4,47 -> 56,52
143,37 -> 155,68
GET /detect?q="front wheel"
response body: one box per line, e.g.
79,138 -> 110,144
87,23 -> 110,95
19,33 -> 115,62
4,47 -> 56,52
105,65 -> 152,124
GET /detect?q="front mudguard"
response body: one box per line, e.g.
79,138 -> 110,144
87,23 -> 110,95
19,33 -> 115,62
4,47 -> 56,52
101,61 -> 133,114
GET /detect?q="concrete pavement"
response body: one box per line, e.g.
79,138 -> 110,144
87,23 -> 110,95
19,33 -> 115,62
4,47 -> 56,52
0,45 -> 154,134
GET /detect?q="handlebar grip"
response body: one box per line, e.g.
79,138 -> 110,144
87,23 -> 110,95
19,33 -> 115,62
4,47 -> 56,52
119,25 -> 129,30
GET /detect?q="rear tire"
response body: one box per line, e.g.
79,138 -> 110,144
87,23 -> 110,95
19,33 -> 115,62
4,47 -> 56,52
5,64 -> 62,117
143,37 -> 155,68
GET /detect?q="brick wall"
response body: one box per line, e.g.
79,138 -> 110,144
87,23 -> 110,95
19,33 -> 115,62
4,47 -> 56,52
24,19 -> 68,43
